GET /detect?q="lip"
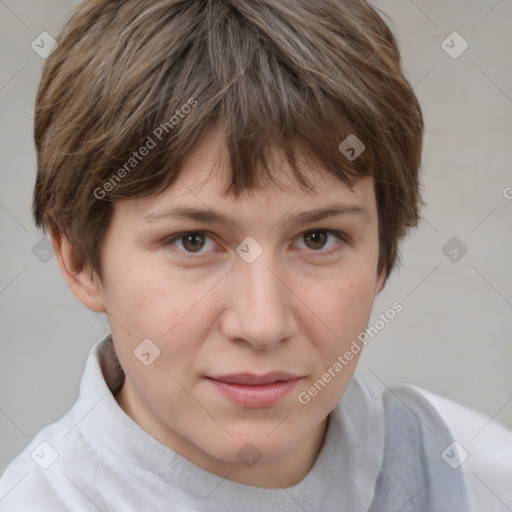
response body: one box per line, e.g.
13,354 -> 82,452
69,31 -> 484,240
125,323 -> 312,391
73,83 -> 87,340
206,372 -> 302,408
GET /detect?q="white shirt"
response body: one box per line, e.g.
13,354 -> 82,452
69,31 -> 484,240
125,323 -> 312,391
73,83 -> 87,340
0,334 -> 511,511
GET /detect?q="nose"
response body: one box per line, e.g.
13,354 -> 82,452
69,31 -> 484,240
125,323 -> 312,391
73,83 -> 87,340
220,253 -> 297,350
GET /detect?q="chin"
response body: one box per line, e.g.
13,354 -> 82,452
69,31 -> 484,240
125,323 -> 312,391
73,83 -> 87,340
220,428 -> 303,466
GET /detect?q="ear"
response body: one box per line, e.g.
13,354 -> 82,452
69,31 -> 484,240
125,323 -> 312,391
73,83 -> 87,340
374,267 -> 387,298
48,222 -> 107,313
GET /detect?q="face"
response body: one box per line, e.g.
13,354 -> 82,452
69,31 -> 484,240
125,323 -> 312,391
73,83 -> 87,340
88,128 -> 385,486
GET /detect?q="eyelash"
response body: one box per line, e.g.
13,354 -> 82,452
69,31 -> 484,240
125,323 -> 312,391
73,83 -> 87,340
163,229 -> 348,259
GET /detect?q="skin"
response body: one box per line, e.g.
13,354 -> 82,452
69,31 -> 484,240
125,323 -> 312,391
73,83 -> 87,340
50,127 -> 385,489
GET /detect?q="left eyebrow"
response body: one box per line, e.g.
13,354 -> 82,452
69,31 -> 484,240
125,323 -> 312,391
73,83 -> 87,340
290,204 -> 369,225
141,203 -> 370,230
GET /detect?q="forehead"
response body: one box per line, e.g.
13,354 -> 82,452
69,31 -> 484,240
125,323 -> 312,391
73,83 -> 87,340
116,127 -> 377,223
171,127 -> 374,206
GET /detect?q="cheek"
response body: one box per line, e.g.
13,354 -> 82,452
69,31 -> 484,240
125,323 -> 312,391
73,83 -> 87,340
297,269 -> 376,413
102,252 -> 186,333
310,264 -> 376,356
109,266 -> 220,375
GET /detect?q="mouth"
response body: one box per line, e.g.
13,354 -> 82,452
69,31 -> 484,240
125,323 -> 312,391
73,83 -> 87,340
205,372 -> 303,408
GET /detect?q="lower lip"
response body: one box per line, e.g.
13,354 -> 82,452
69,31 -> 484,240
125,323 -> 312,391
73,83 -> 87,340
207,378 -> 301,408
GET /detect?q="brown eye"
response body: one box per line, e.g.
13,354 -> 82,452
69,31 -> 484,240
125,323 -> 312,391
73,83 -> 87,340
165,231 -> 218,258
181,232 -> 206,252
303,230 -> 329,250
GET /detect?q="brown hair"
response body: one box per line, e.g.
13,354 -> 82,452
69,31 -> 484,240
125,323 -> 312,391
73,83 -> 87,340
33,0 -> 424,285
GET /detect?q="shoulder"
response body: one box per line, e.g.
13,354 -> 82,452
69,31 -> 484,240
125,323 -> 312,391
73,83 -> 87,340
350,369 -> 459,436
0,336 -> 115,511
0,404 -> 106,512
411,385 -> 512,512
352,371 -> 512,511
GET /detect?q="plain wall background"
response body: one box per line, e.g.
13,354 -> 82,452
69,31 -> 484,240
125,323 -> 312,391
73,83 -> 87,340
1,0 -> 511,475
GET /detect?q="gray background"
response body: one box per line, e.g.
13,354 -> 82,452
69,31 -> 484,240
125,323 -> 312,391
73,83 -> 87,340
1,0 -> 511,474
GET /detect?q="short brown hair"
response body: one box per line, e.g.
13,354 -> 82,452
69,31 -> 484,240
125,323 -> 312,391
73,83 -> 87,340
33,0 -> 424,284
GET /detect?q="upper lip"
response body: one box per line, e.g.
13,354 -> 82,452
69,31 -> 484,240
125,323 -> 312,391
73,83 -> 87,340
207,372 -> 302,385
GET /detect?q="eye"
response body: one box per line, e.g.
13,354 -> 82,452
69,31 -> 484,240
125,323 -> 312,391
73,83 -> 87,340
296,229 -> 345,254
165,231 -> 217,255
164,229 -> 347,258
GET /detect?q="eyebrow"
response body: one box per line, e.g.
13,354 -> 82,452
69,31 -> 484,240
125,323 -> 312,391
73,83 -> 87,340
142,203 -> 369,230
